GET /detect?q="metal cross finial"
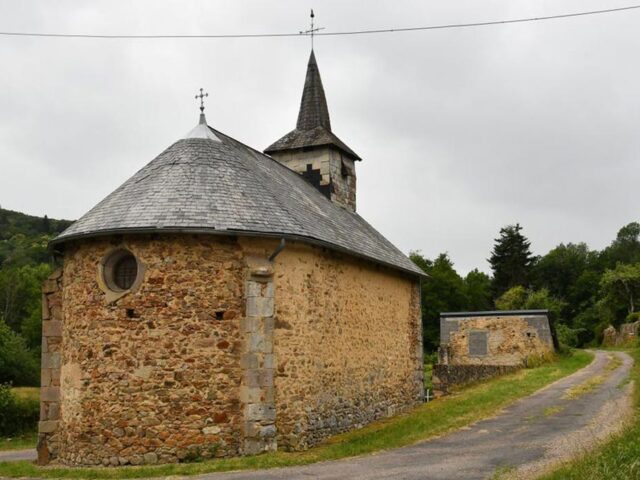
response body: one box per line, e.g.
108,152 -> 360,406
195,88 -> 208,113
300,9 -> 324,49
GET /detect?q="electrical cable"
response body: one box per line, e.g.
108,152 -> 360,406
0,4 -> 638,40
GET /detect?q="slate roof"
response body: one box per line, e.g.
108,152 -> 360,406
53,115 -> 423,276
264,51 -> 361,160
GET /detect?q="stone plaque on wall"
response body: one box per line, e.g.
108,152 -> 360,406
468,330 -> 488,356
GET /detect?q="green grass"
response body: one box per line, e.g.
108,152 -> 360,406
0,350 -> 592,479
542,405 -> 564,417
0,388 -> 40,451
424,361 -> 433,391
11,387 -> 40,403
541,347 -> 640,480
0,432 -> 38,452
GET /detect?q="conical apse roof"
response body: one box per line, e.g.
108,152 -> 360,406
53,115 -> 421,276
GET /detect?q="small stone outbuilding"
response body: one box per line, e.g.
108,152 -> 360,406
433,310 -> 555,395
37,51 -> 425,466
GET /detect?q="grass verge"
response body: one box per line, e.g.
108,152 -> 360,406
0,432 -> 38,452
540,347 -> 639,480
0,350 -> 592,479
0,387 -> 40,451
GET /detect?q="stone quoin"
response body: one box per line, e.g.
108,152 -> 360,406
37,51 -> 425,466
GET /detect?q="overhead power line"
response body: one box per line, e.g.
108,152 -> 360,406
0,4 -> 639,39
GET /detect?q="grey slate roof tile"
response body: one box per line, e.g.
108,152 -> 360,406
53,121 -> 423,276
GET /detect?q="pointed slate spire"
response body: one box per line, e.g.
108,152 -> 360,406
265,51 -> 360,160
296,50 -> 331,132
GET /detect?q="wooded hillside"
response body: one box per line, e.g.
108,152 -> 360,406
0,208 -> 71,386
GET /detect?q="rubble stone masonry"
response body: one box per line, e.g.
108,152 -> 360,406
441,315 -> 554,366
39,234 -> 423,466
265,241 -> 423,450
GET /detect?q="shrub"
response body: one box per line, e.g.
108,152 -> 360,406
555,323 -> 584,349
626,312 -> 640,323
0,384 -> 39,436
0,319 -> 38,386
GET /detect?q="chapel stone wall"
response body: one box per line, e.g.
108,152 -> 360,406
48,235 -> 246,466
260,240 -> 423,450
42,234 -> 424,465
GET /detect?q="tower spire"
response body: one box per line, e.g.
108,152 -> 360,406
296,50 -> 331,131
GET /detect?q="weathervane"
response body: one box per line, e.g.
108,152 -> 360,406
300,9 -> 324,49
195,88 -> 208,113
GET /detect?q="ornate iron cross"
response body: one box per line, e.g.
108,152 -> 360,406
195,88 -> 208,113
300,9 -> 324,49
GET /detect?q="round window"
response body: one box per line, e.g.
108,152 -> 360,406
113,254 -> 138,290
102,249 -> 141,293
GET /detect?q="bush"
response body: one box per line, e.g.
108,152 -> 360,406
0,384 -> 39,436
0,319 -> 38,386
555,323 -> 584,348
626,312 -> 640,323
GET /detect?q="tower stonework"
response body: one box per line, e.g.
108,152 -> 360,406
265,51 -> 360,212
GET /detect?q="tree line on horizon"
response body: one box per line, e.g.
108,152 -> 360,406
411,222 -> 640,352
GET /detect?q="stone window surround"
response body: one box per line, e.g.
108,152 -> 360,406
97,247 -> 146,303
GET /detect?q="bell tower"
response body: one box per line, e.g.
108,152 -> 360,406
265,51 -> 360,211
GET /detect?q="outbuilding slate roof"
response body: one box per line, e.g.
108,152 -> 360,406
53,115 -> 423,277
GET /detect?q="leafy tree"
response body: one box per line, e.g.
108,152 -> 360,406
0,264 -> 52,334
522,288 -> 566,319
0,208 -> 70,385
533,243 -> 592,299
463,269 -> 493,311
496,286 -> 572,346
600,263 -> 640,317
495,285 -> 527,310
0,319 -> 38,386
602,222 -> 640,267
410,252 -> 468,352
489,224 -> 535,297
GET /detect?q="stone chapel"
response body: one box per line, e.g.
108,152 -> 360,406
37,51 -> 424,466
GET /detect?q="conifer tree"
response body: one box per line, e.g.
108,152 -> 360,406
489,223 -> 535,297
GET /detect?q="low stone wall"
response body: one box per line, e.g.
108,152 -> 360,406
603,322 -> 639,346
432,364 -> 520,396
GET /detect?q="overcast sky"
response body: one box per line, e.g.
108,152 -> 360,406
1,1 -> 639,274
